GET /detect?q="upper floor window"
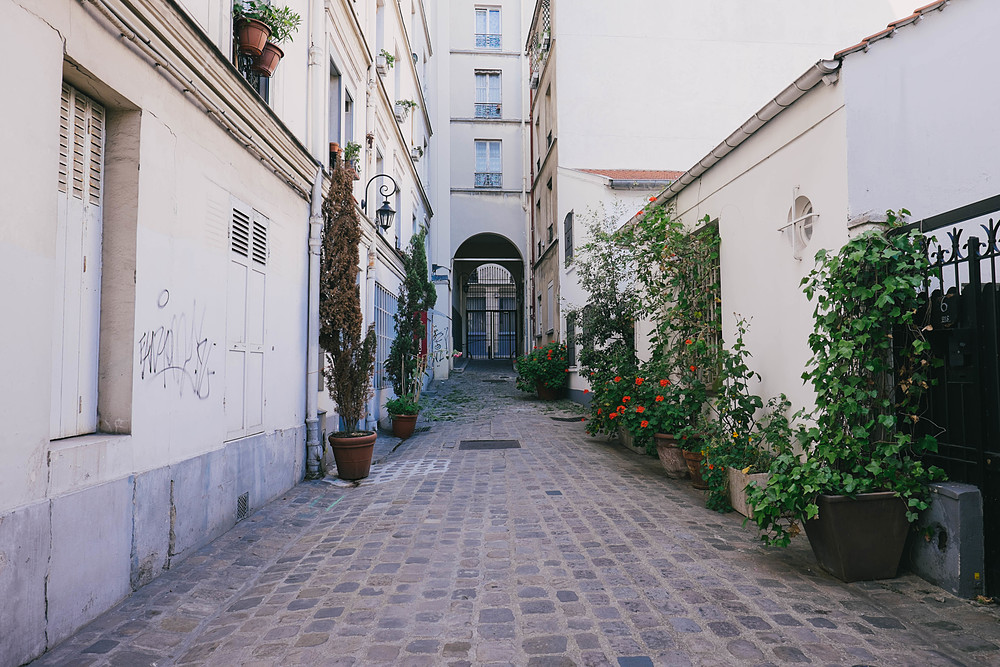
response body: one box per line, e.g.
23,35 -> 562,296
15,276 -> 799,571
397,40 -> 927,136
475,8 -> 501,49
475,140 -> 502,188
475,71 -> 502,119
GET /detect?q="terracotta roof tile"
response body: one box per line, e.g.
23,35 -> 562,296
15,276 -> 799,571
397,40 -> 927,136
834,1 -> 949,59
579,169 -> 684,181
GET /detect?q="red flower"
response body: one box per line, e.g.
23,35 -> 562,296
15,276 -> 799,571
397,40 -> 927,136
623,396 -> 631,403
583,389 -> 589,394
690,365 -> 697,372
609,412 -> 617,420
655,395 -> 664,402
617,405 -> 626,413
708,464 -> 714,470
580,417 -> 586,422
685,339 -> 693,345
597,408 -> 602,415
640,420 -> 649,428
649,196 -> 656,202
637,209 -> 645,216
635,378 -> 644,386
636,406 -> 645,414
614,376 -> 622,382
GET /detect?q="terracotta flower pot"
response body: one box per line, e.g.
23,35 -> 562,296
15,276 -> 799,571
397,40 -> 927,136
328,431 -> 376,480
236,18 -> 270,56
654,433 -> 689,479
253,41 -> 284,77
391,413 -> 418,439
536,383 -> 562,401
727,467 -> 770,518
681,449 -> 709,490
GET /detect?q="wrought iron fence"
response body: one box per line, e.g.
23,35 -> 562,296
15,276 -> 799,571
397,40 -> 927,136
475,33 -> 501,49
475,172 -> 502,188
374,282 -> 398,389
475,103 -> 502,119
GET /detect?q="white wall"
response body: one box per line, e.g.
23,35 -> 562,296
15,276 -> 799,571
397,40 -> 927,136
843,0 -> 1000,222
668,78 -> 849,416
553,0 -> 915,172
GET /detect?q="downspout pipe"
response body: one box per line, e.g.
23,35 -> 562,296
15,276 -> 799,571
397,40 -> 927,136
305,168 -> 324,479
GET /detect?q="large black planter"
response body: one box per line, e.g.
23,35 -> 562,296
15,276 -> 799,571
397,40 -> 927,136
804,492 -> 908,582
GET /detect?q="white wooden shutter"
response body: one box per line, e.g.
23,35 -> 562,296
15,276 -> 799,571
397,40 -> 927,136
51,84 -> 104,439
225,199 -> 266,439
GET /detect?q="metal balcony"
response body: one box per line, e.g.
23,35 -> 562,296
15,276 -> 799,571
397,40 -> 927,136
475,103 -> 502,119
475,172 -> 503,188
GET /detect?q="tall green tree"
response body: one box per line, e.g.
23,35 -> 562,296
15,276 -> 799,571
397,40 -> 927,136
386,227 -> 437,396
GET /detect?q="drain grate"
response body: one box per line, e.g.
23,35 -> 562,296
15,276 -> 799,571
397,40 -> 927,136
459,439 -> 521,450
483,379 -> 508,383
550,416 -> 585,422
236,492 -> 249,522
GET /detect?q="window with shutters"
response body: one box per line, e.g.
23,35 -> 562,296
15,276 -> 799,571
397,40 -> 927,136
51,83 -> 105,439
226,199 -> 268,439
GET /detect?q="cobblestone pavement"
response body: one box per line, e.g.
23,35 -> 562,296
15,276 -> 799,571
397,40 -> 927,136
32,363 -> 1000,666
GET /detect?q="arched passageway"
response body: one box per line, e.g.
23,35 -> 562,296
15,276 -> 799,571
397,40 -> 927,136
453,234 -> 524,361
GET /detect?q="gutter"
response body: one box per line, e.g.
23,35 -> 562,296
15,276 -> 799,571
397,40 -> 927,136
654,59 -> 841,208
304,169 -> 324,479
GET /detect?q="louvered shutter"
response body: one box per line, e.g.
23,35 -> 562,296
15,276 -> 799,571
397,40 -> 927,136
51,84 -> 104,439
225,199 -> 266,439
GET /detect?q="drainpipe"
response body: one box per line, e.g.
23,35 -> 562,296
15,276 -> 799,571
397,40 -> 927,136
305,169 -> 324,479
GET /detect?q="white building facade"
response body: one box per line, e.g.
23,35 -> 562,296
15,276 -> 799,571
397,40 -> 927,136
1,0 -> 437,663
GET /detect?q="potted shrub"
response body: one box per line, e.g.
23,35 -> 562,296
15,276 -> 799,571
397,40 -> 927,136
233,1 -> 301,77
385,227 -> 436,431
748,212 -> 945,581
319,152 -> 378,480
377,49 -> 395,75
343,141 -> 361,179
515,342 -> 569,400
385,393 -> 420,439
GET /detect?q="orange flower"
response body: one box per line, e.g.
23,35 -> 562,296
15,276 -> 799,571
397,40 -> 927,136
614,376 -> 622,382
708,464 -> 714,470
609,412 -> 617,420
617,405 -> 626,413
659,379 -> 669,387
640,420 -> 649,428
597,408 -> 602,415
580,417 -> 586,422
685,339 -> 693,345
637,209 -> 645,216
623,396 -> 631,402
655,395 -> 664,402
583,389 -> 590,394
635,378 -> 644,386
636,406 -> 645,414
690,365 -> 697,372
648,196 -> 656,202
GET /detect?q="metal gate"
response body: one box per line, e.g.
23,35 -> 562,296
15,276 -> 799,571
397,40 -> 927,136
901,195 -> 1000,594
465,264 -> 519,360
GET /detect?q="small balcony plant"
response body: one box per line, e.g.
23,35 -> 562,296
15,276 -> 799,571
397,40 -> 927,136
394,99 -> 419,121
233,1 -> 301,77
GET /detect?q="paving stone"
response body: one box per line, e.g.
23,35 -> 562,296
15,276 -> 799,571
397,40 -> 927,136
523,635 -> 569,654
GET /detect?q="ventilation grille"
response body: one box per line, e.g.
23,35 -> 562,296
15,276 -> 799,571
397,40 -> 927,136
236,492 -> 250,522
231,209 -> 250,257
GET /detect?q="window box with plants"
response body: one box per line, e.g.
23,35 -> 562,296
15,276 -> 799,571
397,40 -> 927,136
747,211 -> 945,582
394,99 -> 418,122
376,49 -> 395,75
319,151 -> 378,480
233,1 -> 300,78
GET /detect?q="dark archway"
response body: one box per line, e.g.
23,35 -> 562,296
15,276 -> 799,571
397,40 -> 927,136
453,234 -> 525,362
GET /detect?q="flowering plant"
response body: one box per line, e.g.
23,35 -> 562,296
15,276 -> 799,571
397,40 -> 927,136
515,341 -> 569,392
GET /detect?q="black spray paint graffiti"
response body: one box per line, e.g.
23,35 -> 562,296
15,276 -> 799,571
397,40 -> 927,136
137,289 -> 215,399
429,320 -> 451,364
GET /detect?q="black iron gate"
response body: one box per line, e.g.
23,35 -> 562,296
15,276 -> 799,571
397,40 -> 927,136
902,195 -> 1000,594
465,264 -> 519,360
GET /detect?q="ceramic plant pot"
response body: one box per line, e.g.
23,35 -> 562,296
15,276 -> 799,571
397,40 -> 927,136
682,449 -> 709,490
391,413 -> 418,439
236,18 -> 270,56
328,431 -> 376,480
654,433 -> 689,479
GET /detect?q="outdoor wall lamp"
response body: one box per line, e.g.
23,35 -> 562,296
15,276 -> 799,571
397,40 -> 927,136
361,174 -> 399,232
431,263 -> 450,273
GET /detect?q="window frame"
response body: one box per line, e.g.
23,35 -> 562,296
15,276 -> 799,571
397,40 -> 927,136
474,7 -> 502,49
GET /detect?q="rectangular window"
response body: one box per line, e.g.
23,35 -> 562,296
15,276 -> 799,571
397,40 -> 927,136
226,199 -> 267,440
475,71 -> 502,118
52,84 -> 105,439
546,282 -> 554,334
564,210 -> 574,264
475,7 -> 501,49
374,282 -> 398,390
566,313 -> 576,367
475,140 -> 502,188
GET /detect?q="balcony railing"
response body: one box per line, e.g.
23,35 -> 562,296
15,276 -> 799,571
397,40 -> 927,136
475,103 -> 502,119
475,33 -> 501,49
475,172 -> 503,188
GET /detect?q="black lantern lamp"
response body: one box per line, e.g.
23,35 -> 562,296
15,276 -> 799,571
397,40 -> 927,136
361,174 -> 399,232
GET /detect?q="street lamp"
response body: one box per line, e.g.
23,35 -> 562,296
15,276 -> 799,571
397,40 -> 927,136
361,174 -> 399,232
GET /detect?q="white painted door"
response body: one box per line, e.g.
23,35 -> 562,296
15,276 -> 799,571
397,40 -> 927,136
51,84 -> 104,439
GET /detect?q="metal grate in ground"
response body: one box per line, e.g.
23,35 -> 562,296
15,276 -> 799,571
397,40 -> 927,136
458,439 -> 521,450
